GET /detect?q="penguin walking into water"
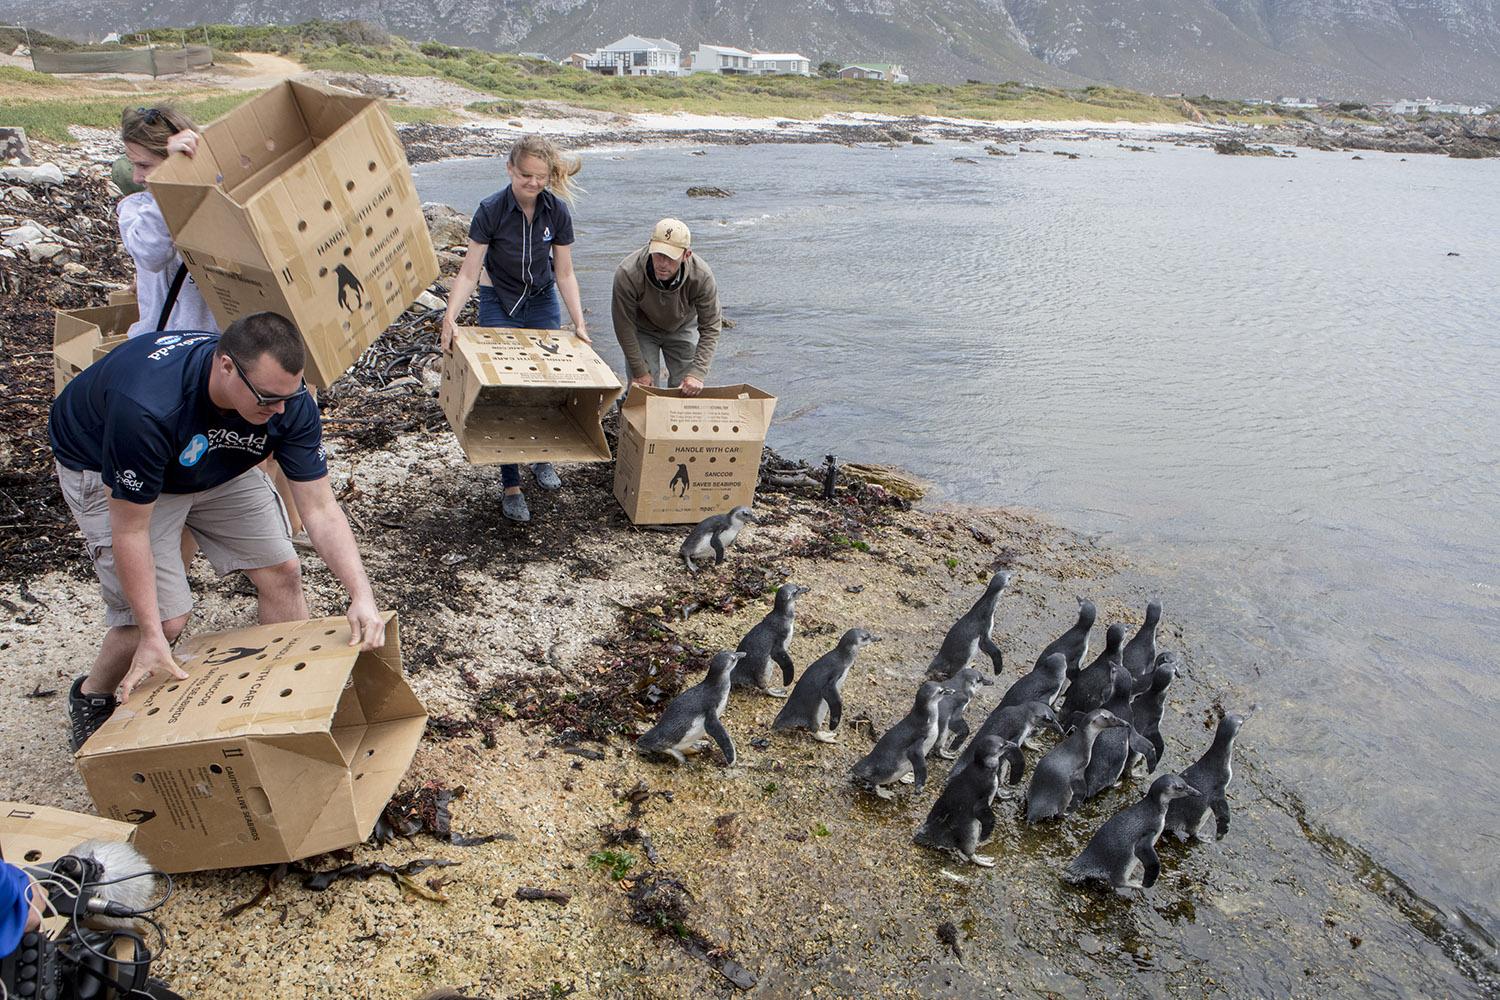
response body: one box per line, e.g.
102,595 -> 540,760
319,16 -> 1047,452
731,583 -> 809,697
1036,598 -> 1097,677
850,681 -> 944,799
999,652 -> 1069,713
772,628 -> 879,743
1131,653 -> 1178,769
924,570 -> 1011,680
932,667 -> 992,759
1058,623 -> 1128,729
1064,773 -> 1201,894
913,735 -> 1020,866
950,700 -> 1041,782
1024,709 -> 1129,823
1165,708 -> 1254,842
680,506 -> 757,573
1081,664 -> 1161,800
636,651 -> 743,766
1122,600 -> 1162,695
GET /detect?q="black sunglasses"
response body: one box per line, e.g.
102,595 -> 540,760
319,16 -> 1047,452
228,354 -> 307,406
137,107 -> 163,125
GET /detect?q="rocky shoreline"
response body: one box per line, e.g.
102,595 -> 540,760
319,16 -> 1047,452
2,141 -> 1497,999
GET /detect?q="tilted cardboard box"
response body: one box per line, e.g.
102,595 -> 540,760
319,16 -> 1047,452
440,326 -> 623,465
53,300 -> 138,395
613,384 -> 777,525
76,613 -> 425,873
147,80 -> 438,388
0,802 -> 136,866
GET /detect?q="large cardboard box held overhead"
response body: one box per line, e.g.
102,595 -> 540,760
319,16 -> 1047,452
53,300 -> 138,395
440,326 -> 624,465
0,802 -> 137,866
146,80 -> 439,388
76,613 -> 425,874
613,384 -> 777,525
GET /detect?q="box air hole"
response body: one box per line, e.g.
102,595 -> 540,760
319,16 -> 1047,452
386,207 -> 394,218
147,707 -> 160,715
239,154 -> 252,170
293,662 -> 306,671
238,672 -> 250,679
23,850 -> 41,862
167,684 -> 180,692
132,773 -> 145,784
221,696 -> 233,705
732,426 -> 740,433
355,773 -> 364,781
318,267 -> 328,278
279,689 -> 293,698
210,764 -> 224,774
256,653 -> 267,660
671,424 -> 679,432
368,161 -> 377,172
712,425 -> 720,432
692,425 -> 700,432
297,220 -> 307,232
265,139 -> 277,151
729,457 -> 737,463
709,457 -> 717,463
325,629 -> 337,636
342,247 -> 352,257
365,226 -> 373,237
404,261 -> 413,271
345,180 -> 355,192
365,749 -> 375,757
322,200 -> 333,212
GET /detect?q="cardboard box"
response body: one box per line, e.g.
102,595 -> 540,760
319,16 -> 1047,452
613,384 -> 777,525
52,300 -> 138,395
440,326 -> 623,465
147,80 -> 439,388
0,802 -> 136,866
76,613 -> 425,873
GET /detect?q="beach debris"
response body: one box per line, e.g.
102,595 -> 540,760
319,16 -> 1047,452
563,745 -> 606,761
952,156 -> 979,164
514,886 -> 571,905
25,683 -> 56,698
624,872 -> 758,989
0,163 -> 65,188
686,186 -> 733,197
598,823 -> 660,865
937,921 -> 963,960
588,849 -> 635,880
373,782 -> 515,847
712,813 -> 743,849
301,857 -> 458,898
984,144 -> 1015,156
222,863 -> 288,922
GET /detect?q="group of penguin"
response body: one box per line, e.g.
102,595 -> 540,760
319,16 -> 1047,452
640,544 -> 1252,894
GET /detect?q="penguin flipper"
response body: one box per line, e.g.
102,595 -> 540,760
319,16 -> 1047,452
1128,729 -> 1159,771
947,718 -> 971,753
705,715 -> 736,767
772,647 -> 795,687
1134,837 -> 1161,889
977,803 -> 997,844
1211,797 -> 1231,839
711,533 -> 726,565
907,747 -> 929,792
826,690 -> 844,731
980,635 -> 1004,675
1002,745 -> 1027,786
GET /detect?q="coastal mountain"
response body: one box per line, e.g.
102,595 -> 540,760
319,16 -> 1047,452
2,0 -> 1498,98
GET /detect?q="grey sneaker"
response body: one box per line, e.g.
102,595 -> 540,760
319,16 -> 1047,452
501,491 -> 532,523
68,676 -> 116,752
530,462 -> 562,491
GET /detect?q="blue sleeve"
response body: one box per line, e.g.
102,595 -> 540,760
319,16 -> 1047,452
553,201 -> 575,247
101,398 -> 170,503
271,395 -> 328,482
468,197 -> 495,245
0,861 -> 31,957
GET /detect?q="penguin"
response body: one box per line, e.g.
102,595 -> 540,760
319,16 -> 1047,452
932,667 -> 993,759
731,583 -> 809,696
1023,709 -> 1129,823
680,506 -> 757,573
999,652 -> 1069,712
1165,708 -> 1253,842
850,681 -> 944,799
771,628 -> 879,742
1035,597 -> 1096,677
1057,623 -> 1128,729
1063,773 -> 1201,894
635,651 -> 743,765
1081,664 -> 1161,800
913,735 -> 1019,867
949,700 -> 1044,781
924,570 -> 1011,680
1121,600 -> 1162,695
1131,652 -> 1178,769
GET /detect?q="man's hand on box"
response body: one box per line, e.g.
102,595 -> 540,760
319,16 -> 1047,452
631,373 -> 654,388
346,596 -> 386,651
117,632 -> 189,703
680,375 -> 704,397
166,130 -> 199,158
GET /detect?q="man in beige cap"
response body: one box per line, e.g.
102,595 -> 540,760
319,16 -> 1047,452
611,218 -> 722,397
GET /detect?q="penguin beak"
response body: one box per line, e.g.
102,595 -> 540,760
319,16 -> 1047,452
744,512 -> 760,522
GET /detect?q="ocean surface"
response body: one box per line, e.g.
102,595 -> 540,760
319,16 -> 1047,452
413,136 -> 1500,967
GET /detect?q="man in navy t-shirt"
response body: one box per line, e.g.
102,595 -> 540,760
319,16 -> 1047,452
49,312 -> 385,750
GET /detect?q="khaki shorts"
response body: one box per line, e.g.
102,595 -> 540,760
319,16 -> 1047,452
55,462 -> 295,628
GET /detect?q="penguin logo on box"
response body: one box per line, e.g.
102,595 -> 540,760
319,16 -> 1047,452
334,264 -> 365,312
670,463 -> 690,498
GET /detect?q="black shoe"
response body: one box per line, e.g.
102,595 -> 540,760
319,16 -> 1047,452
68,676 -> 116,752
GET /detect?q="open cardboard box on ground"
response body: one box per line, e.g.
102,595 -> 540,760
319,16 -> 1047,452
0,802 -> 136,866
613,384 -> 777,525
76,612 -> 425,874
147,80 -> 438,388
440,326 -> 623,465
53,300 -> 138,395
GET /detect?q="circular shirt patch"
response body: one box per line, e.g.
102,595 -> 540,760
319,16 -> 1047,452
179,434 -> 209,467
154,334 -> 183,346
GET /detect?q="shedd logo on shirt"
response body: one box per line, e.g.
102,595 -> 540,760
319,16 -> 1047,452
205,428 -> 268,456
179,434 -> 209,466
154,334 -> 183,346
117,469 -> 143,492
148,334 -> 211,361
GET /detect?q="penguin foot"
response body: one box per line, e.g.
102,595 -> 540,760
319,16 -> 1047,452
767,687 -> 791,699
899,773 -> 916,784
811,731 -> 840,744
969,855 -> 996,868
873,786 -> 896,800
937,749 -> 959,760
665,749 -> 686,765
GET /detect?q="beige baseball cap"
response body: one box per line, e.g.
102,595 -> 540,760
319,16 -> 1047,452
648,218 -> 691,259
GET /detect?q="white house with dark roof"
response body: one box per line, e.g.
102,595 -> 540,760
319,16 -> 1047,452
750,51 -> 812,75
586,35 -> 682,76
689,43 -> 754,74
838,63 -> 909,84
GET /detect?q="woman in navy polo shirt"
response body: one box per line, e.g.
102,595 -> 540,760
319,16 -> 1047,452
442,135 -> 591,523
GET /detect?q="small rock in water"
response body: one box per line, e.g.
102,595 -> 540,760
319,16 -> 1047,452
687,186 -> 733,198
952,156 -> 979,164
